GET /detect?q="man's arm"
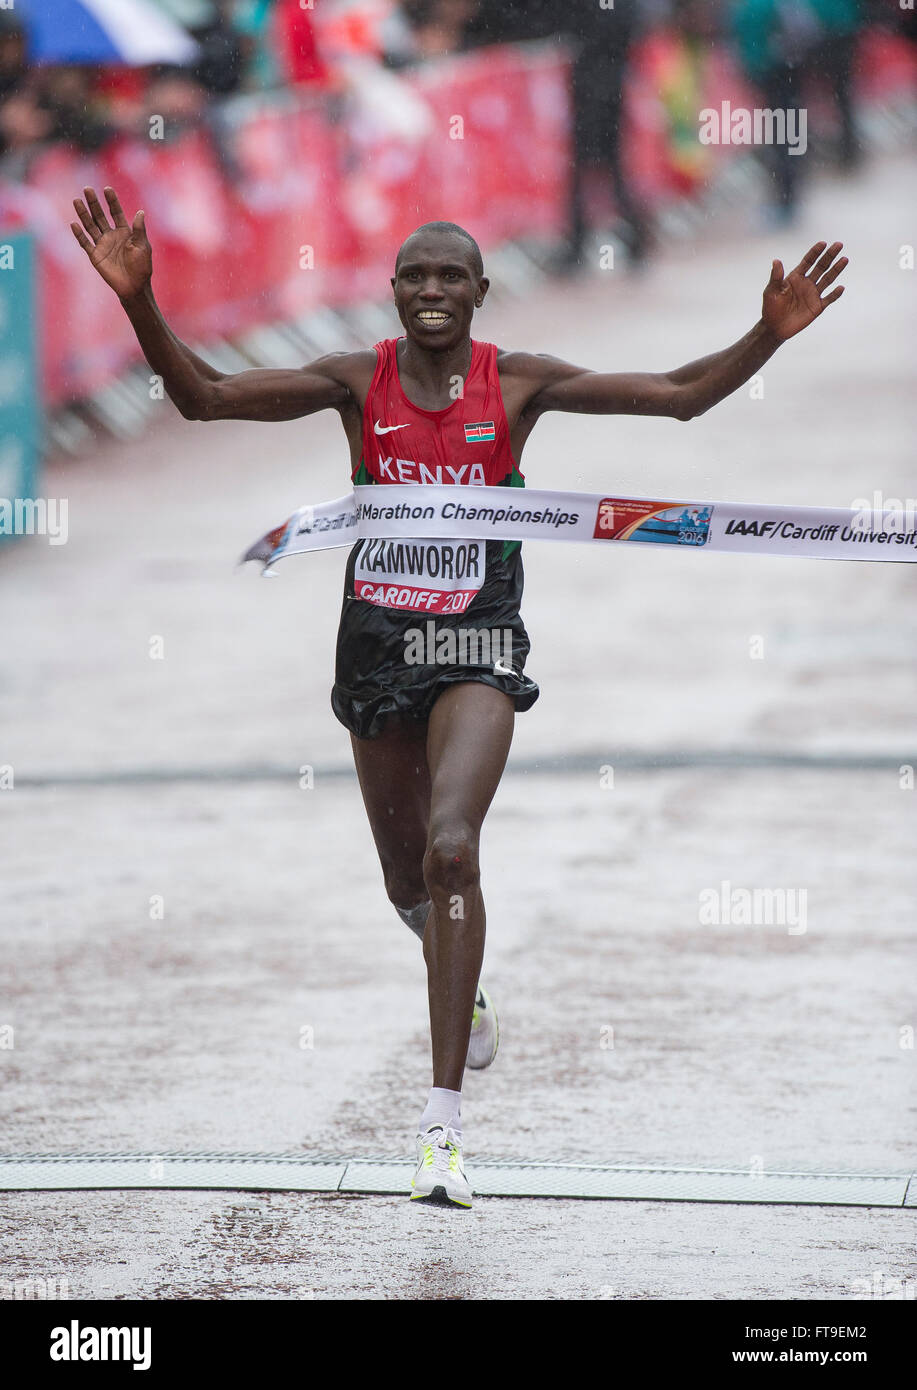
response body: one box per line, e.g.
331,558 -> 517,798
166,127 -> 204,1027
520,241 -> 847,422
71,185 -> 353,422
119,283 -> 352,421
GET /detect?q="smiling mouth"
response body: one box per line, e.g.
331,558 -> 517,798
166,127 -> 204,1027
415,310 -> 451,328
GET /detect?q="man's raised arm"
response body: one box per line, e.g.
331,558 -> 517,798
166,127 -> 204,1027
70,185 -> 351,423
520,241 -> 847,422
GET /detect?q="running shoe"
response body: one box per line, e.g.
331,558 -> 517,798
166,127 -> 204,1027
465,984 -> 499,1070
410,1124 -> 473,1208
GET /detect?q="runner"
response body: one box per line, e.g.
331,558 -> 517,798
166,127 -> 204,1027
70,185 -> 847,1208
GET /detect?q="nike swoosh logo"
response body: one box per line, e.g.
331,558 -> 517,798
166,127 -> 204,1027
374,419 -> 411,435
494,661 -> 519,678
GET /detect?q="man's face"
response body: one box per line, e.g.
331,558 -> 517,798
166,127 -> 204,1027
391,232 -> 488,350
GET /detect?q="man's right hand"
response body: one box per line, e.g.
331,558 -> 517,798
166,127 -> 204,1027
70,185 -> 152,302
68,181 -> 369,426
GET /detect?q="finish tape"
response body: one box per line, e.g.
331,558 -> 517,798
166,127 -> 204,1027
242,484 -> 917,570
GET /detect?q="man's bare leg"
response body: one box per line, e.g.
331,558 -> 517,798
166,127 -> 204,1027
350,715 -> 432,936
349,683 -> 513,1205
350,683 -> 513,1086
422,682 -> 515,1091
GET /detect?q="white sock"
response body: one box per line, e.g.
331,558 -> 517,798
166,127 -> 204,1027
419,1086 -> 462,1138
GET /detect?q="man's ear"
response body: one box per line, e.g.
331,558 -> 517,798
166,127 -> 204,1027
475,276 -> 490,308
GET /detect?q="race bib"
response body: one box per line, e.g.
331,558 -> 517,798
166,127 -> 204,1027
353,537 -> 486,614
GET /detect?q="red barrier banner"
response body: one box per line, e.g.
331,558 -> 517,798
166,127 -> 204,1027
210,95 -> 350,320
417,45 -> 572,244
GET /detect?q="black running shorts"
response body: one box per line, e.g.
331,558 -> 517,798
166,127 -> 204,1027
331,539 -> 540,739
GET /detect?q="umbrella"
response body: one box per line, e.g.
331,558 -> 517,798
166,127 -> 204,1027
17,0 -> 200,66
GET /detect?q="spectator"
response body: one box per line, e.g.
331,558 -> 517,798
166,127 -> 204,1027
806,0 -> 864,169
0,13 -> 28,102
557,0 -> 652,270
730,0 -> 822,222
463,0 -> 557,46
381,0 -> 480,69
142,66 -> 211,137
34,66 -> 116,155
190,0 -> 247,96
645,0 -> 725,198
0,14 -> 53,159
415,0 -> 480,58
274,0 -> 330,86
233,0 -> 282,90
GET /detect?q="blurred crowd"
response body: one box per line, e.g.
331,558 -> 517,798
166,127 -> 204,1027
3,1 -> 913,154
1,0 -> 914,255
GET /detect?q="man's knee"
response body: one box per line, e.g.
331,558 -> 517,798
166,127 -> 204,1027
423,823 -> 480,907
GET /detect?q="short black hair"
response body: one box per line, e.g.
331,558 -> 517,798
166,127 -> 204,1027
395,222 -> 483,280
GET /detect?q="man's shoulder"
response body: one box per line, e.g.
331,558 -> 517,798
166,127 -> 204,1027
495,348 -> 583,387
307,348 -> 378,389
495,347 -> 567,379
310,347 -> 379,373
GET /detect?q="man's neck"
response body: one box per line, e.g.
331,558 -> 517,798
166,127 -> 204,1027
397,335 -> 473,396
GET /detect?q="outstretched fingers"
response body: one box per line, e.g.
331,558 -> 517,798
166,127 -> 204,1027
71,192 -> 102,244
71,185 -> 135,255
793,240 -> 827,276
102,185 -> 130,229
82,185 -> 113,235
69,219 -> 94,253
815,255 -> 848,292
801,240 -> 844,282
